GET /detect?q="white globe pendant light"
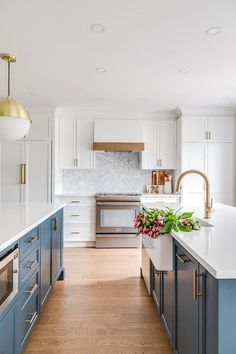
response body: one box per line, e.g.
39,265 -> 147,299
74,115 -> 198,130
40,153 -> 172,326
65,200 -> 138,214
0,53 -> 31,141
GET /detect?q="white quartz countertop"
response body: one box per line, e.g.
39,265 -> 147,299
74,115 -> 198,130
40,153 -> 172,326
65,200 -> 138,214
0,203 -> 65,253
141,202 -> 236,279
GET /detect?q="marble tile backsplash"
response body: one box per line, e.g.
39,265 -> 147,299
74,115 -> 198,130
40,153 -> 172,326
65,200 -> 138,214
62,152 -> 152,194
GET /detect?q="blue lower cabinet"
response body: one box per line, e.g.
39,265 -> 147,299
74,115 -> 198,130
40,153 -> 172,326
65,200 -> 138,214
0,303 -> 16,354
40,218 -> 52,307
151,265 -> 162,313
151,262 -> 174,347
51,209 -> 63,284
0,209 -> 64,353
175,243 -> 199,354
19,247 -> 40,288
16,287 -> 40,353
161,270 -> 173,341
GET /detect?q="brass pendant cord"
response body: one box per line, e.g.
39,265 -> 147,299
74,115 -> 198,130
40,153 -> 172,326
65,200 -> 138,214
7,60 -> 10,98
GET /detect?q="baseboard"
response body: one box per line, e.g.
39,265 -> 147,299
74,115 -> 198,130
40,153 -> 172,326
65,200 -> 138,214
64,241 -> 95,248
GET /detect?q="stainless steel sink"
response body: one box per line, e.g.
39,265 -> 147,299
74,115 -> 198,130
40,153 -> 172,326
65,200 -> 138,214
197,218 -> 214,228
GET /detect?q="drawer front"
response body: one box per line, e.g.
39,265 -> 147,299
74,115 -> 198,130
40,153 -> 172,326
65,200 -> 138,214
19,227 -> 40,260
64,225 -> 94,241
20,247 -> 40,287
64,206 -> 93,224
20,268 -> 40,310
58,196 -> 95,207
17,290 -> 39,349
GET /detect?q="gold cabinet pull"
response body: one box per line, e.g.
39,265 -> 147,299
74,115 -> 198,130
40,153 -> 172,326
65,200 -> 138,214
193,270 -> 203,300
74,158 -> 79,167
26,236 -> 37,244
25,283 -> 38,295
70,214 -> 80,217
176,252 -> 190,264
20,163 -> 27,184
71,200 -> 80,203
71,231 -> 80,235
25,311 -> 37,324
26,259 -> 38,269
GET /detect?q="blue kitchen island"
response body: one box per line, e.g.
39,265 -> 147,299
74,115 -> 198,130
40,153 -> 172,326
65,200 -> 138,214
0,203 -> 64,354
141,203 -> 236,354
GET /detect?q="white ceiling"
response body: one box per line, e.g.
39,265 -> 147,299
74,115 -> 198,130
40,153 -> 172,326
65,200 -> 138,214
1,0 -> 236,113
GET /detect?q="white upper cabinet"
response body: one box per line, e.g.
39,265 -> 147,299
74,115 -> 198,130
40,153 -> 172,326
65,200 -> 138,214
94,119 -> 143,142
24,114 -> 51,140
179,114 -> 235,206
207,116 -> 234,142
141,120 -> 157,169
141,120 -> 176,170
58,119 -> 94,169
181,115 -> 234,143
59,119 -> 77,169
181,116 -> 206,142
159,121 -> 176,170
77,120 -> 94,169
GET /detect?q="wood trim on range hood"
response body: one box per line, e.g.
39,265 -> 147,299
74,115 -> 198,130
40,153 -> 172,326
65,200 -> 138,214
93,142 -> 144,152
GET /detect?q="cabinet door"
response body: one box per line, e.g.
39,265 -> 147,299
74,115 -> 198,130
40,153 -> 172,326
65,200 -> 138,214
24,114 -> 51,141
152,266 -> 162,313
40,218 -> 52,307
162,271 -> 173,340
0,142 -> 25,202
207,116 -> 234,142
181,143 -> 206,193
58,119 -> 77,169
26,141 -> 51,203
181,116 -> 207,142
200,266 -> 218,354
0,304 -> 15,354
207,143 -> 233,196
175,245 -> 199,354
159,121 -> 176,169
51,210 -> 63,283
141,120 -> 158,169
77,120 -> 94,169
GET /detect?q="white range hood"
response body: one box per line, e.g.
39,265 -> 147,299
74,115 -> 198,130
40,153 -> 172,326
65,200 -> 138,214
93,119 -> 144,152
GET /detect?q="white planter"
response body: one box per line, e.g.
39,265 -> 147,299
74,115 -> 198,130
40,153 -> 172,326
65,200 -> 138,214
142,233 -> 173,271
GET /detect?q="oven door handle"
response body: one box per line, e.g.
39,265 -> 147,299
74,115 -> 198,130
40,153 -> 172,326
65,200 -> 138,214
96,202 -> 141,206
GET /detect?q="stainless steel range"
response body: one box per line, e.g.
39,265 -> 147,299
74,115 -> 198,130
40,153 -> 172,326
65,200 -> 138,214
95,193 -> 141,248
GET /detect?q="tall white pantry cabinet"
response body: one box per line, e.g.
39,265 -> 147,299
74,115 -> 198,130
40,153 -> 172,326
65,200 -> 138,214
0,114 -> 52,203
178,114 -> 235,207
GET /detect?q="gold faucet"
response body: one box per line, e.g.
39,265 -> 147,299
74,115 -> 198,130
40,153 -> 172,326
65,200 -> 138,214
175,169 -> 213,219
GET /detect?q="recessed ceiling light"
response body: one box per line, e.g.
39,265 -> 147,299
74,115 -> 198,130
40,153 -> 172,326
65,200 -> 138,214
91,24 -> 105,33
206,26 -> 221,36
179,69 -> 189,75
96,67 -> 106,73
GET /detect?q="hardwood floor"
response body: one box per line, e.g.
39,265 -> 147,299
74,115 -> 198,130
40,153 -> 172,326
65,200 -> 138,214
24,248 -> 172,354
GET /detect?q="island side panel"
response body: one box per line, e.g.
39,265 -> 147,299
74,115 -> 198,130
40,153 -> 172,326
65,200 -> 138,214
218,280 -> 236,354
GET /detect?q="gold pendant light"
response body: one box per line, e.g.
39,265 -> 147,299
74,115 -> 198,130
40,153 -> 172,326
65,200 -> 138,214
0,53 -> 31,141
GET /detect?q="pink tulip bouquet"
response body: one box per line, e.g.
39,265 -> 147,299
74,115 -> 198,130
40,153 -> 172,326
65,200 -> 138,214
134,207 -> 200,239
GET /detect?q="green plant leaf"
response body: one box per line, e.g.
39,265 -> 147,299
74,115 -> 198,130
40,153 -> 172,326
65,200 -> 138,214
180,212 -> 194,219
160,221 -> 173,234
178,224 -> 192,232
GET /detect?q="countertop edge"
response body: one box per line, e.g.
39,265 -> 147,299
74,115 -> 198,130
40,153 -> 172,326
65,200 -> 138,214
0,204 -> 65,253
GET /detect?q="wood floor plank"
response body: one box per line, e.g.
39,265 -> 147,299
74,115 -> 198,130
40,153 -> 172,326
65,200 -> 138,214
23,248 -> 172,354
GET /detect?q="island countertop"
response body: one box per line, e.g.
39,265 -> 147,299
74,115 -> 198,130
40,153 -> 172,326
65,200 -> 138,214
0,203 -> 65,253
141,202 -> 236,279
